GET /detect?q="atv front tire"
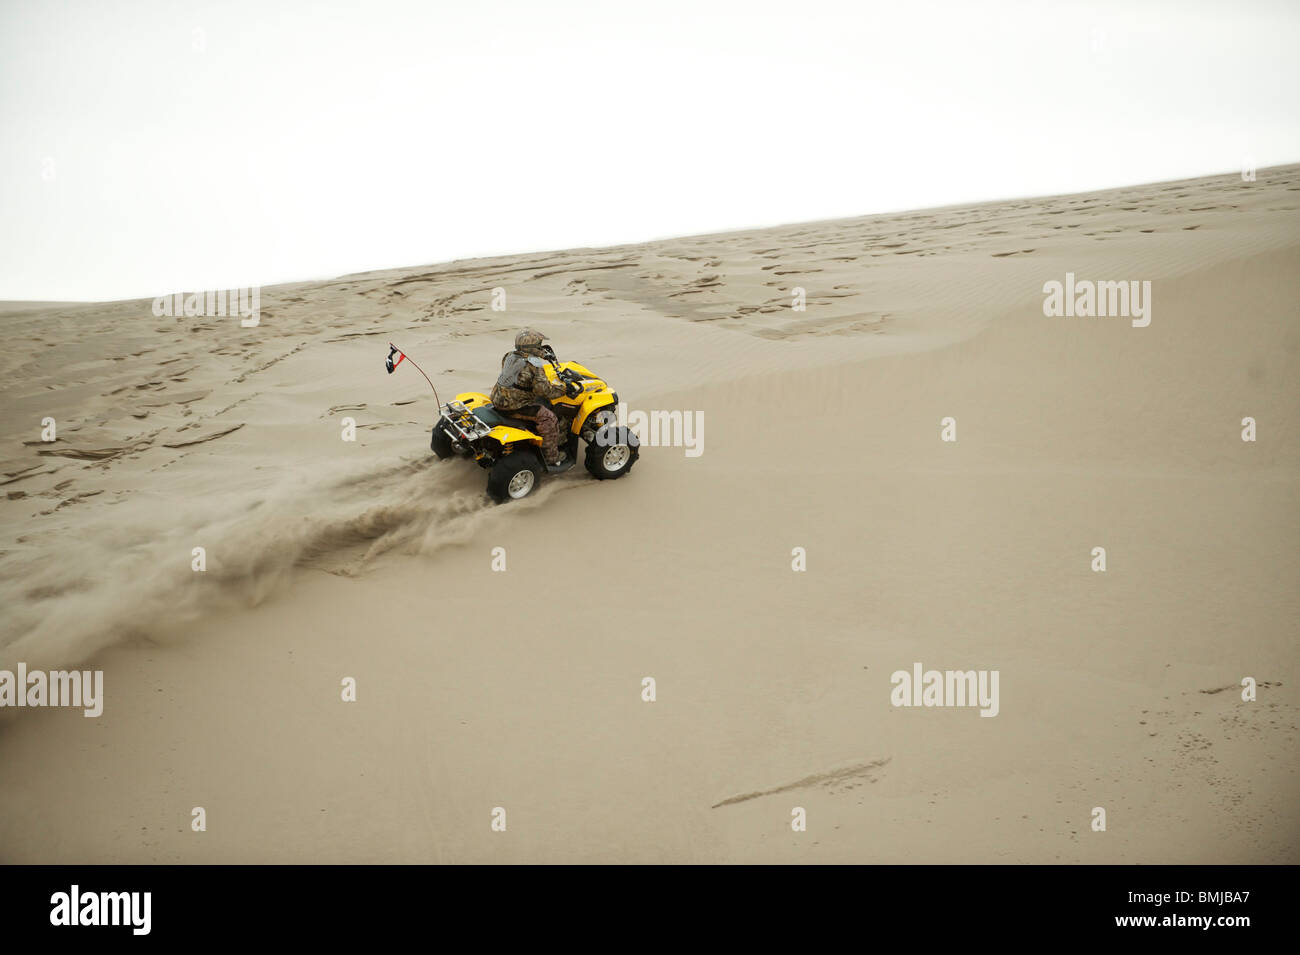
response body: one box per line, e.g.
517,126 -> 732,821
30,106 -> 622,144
585,425 -> 640,480
487,452 -> 544,502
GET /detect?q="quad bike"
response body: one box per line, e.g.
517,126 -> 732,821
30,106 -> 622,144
429,350 -> 640,501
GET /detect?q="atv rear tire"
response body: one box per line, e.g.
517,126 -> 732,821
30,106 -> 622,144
585,425 -> 640,480
487,452 -> 544,502
431,418 -> 455,460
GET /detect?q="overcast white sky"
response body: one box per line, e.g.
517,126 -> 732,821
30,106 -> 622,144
1,0 -> 1297,301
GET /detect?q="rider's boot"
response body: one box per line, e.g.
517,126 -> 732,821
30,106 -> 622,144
546,452 -> 575,474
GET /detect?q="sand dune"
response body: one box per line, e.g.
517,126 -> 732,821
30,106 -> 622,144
1,166 -> 1297,863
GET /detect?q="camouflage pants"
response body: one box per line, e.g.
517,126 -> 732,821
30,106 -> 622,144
508,405 -> 561,464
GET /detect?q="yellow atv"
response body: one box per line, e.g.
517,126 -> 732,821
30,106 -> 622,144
430,354 -> 639,501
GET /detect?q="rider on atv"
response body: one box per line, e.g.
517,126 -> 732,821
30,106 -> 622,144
489,328 -> 582,472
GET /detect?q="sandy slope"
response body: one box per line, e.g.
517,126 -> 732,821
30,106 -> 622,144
1,167 -> 1298,863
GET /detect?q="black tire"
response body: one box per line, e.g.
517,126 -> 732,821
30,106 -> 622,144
431,418 -> 455,460
487,451 -> 544,502
584,425 -> 640,480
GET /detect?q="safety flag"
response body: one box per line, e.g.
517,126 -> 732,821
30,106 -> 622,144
385,343 -> 405,374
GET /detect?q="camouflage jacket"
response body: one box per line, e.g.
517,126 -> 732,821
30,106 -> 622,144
490,348 -> 567,411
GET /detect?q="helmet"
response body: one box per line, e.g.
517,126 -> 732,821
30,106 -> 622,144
514,327 -> 548,350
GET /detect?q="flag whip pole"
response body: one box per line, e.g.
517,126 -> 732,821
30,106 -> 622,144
387,342 -> 441,407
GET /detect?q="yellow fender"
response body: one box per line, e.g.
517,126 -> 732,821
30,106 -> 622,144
540,364 -> 616,434
558,361 -> 597,378
488,425 -> 542,448
572,392 -> 615,434
454,391 -> 544,447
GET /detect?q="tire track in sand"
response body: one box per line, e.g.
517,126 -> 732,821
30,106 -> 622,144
711,757 -> 890,808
